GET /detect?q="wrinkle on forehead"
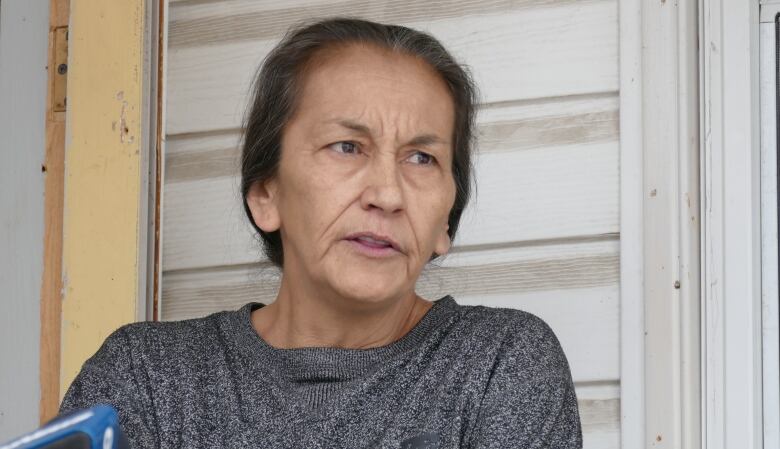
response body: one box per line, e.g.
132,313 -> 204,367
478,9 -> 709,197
348,107 -> 429,139
293,44 -> 455,148
327,118 -> 449,149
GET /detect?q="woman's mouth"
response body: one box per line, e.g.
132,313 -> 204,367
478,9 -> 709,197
343,232 -> 401,258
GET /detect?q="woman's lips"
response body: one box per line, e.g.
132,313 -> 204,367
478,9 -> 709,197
343,232 -> 402,258
345,238 -> 399,257
354,236 -> 391,248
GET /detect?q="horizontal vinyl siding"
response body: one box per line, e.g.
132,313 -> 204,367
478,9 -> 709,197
165,0 -> 617,134
162,1 -> 621,447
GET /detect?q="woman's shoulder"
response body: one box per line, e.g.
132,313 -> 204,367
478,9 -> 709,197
453,299 -> 560,343
99,304 -> 250,359
450,299 -> 572,378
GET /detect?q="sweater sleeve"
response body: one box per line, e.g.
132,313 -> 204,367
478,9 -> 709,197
58,325 -> 159,449
465,313 -> 583,449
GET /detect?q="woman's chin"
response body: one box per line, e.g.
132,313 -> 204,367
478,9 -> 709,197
329,273 -> 409,306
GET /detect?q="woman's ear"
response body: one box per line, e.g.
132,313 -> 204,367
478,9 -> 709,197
246,178 -> 281,232
433,223 -> 451,257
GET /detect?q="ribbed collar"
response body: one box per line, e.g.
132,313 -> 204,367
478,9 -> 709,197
233,295 -> 458,383
228,295 -> 460,422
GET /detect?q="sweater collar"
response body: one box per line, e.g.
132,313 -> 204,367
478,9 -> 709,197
234,295 -> 457,382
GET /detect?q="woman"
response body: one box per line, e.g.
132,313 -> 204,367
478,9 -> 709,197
60,18 -> 582,449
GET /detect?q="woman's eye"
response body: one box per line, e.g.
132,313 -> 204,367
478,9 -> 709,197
407,151 -> 435,165
328,141 -> 360,155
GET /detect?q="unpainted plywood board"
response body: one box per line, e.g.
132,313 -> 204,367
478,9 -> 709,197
39,0 -> 70,424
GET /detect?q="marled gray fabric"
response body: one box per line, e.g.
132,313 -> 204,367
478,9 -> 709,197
59,295 -> 582,448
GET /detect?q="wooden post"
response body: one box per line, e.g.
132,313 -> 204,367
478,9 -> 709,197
39,0 -> 69,424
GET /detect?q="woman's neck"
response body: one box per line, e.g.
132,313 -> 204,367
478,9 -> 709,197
250,278 -> 433,350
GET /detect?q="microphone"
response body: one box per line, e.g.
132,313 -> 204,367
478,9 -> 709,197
0,405 -> 129,449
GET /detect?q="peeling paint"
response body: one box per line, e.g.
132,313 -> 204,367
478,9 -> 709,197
118,99 -> 129,143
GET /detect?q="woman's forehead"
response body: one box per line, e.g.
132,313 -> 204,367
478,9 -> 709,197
293,44 -> 455,133
303,42 -> 440,84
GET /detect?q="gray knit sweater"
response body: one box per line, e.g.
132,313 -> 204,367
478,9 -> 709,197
59,295 -> 582,448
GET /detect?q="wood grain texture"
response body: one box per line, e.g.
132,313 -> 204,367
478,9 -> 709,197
39,0 -> 69,425
165,0 -> 618,134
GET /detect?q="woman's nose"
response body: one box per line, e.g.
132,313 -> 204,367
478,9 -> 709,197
359,153 -> 404,214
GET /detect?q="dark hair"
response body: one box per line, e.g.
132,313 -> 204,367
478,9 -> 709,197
240,17 -> 478,267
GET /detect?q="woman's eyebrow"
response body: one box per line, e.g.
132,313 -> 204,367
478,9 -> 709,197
328,119 -> 448,146
333,119 -> 372,135
407,134 -> 448,148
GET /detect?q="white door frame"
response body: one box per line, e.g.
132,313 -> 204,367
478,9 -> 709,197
700,0 -> 764,448
619,1 -> 701,447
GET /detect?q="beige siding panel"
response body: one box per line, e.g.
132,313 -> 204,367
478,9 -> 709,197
476,93 -> 618,154
166,129 -> 242,157
161,237 -> 619,381
168,0 -> 341,17
163,175 -> 249,271
162,140 -> 618,271
457,141 -> 617,242
577,382 -> 621,449
169,0 -> 603,47
165,131 -> 243,183
165,0 -> 618,134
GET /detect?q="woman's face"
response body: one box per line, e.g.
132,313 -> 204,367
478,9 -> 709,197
248,43 -> 457,306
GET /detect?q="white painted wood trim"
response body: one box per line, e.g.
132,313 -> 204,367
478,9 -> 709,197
759,12 -> 779,449
762,3 -> 780,23
621,1 -> 702,447
618,1 -> 644,448
677,3 -> 703,448
699,0 -> 764,448
638,0 -> 702,447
